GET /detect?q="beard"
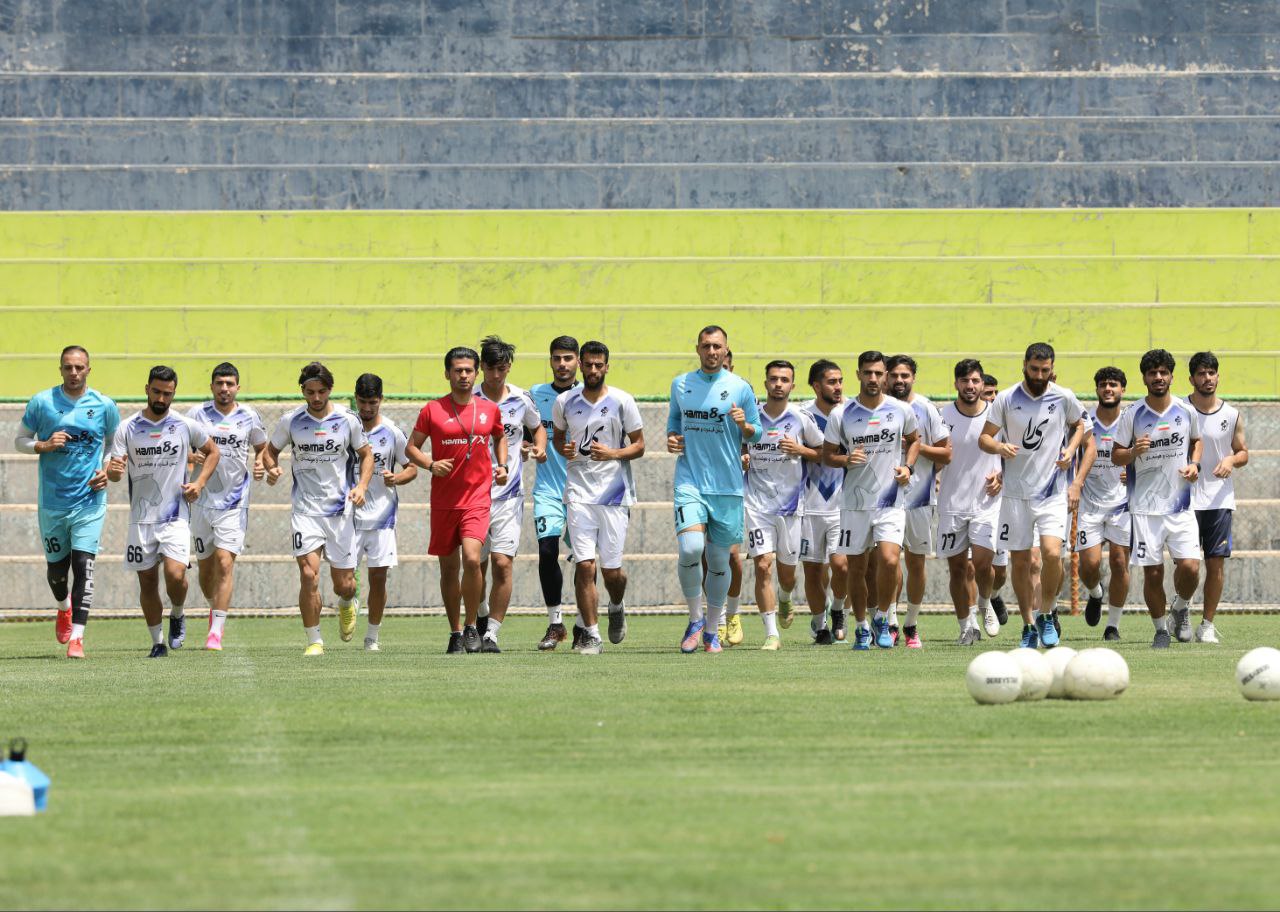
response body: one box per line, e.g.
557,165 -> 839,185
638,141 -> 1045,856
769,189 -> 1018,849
149,400 -> 170,416
1023,371 -> 1049,395
584,375 -> 605,390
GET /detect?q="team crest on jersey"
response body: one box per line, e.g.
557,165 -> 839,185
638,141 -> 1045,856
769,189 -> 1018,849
1047,403 -> 1056,413
1221,419 -> 1229,430
86,409 -> 94,418
1174,415 -> 1182,425
720,390 -> 729,400
480,414 -> 488,425
601,406 -> 609,416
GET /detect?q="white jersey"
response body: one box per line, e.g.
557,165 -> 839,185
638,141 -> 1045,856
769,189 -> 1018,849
552,385 -> 644,507
986,381 -> 1084,501
1081,409 -> 1127,513
824,396 -> 918,512
938,401 -> 1002,517
476,383 -> 541,503
110,411 -> 209,525
801,400 -> 843,516
1115,397 -> 1201,516
185,402 -> 267,512
269,405 -> 366,517
744,404 -> 823,516
903,395 -> 947,510
356,417 -> 409,531
1192,401 -> 1240,511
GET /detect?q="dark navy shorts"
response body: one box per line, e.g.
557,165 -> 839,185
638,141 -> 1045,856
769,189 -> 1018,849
1195,509 -> 1233,559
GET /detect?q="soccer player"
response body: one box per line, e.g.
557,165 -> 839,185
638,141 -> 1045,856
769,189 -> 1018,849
800,359 -> 848,644
1187,351 -> 1248,644
980,373 -> 1010,626
886,354 -> 951,645
262,362 -> 373,657
743,360 -> 823,650
185,362 -> 267,651
529,336 -> 584,650
822,350 -> 920,650
406,347 -> 507,654
667,325 -> 762,654
980,343 -> 1087,649
474,336 -> 545,653
718,348 -> 748,646
352,373 -> 418,652
938,360 -> 1003,646
1111,349 -> 1203,649
1074,366 -> 1131,642
552,341 -> 645,654
106,366 -> 220,658
17,345 -> 120,658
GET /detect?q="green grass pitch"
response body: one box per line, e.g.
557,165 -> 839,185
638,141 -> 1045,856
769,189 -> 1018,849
3,614 -> 1279,910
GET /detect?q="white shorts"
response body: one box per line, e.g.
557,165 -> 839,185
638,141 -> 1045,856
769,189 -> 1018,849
1074,507 -> 1131,552
903,506 -> 934,555
836,507 -> 906,555
355,526 -> 398,569
745,509 -> 800,563
126,519 -> 190,572
799,513 -> 840,564
567,503 -> 629,569
292,512 -> 357,569
993,548 -> 1009,568
1130,511 -> 1202,566
482,496 -> 523,560
998,495 -> 1067,552
191,504 -> 248,558
937,507 -> 999,559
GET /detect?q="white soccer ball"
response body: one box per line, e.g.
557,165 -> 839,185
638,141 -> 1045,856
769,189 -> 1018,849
1236,647 -> 1280,701
1064,648 -> 1129,700
966,651 -> 1023,705
1006,647 -> 1053,701
1044,646 -> 1078,699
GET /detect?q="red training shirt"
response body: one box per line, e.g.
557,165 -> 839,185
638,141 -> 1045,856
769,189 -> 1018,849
414,395 -> 504,510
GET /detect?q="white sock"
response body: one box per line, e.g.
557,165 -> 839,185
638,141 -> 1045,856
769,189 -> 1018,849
1172,594 -> 1192,612
210,610 -> 227,635
967,612 -> 980,631
170,604 -> 184,619
575,610 -> 586,628
1088,582 -> 1104,599
366,622 -> 380,642
305,624 -> 323,645
59,596 -> 71,611
812,611 -> 828,630
586,623 -> 600,640
726,596 -> 740,617
956,613 -> 969,631
338,595 -> 352,609
873,609 -> 888,624
857,618 -> 871,631
148,624 -> 163,645
779,586 -> 793,605
825,586 -> 835,611
686,595 -> 704,623
478,600 -> 490,619
888,604 -> 899,627
1152,614 -> 1168,632
978,595 -> 992,611
1107,603 -> 1124,628
547,604 -> 563,625
608,601 -> 624,615
70,622 -> 85,640
485,618 -> 502,640
762,611 -> 779,637
905,602 -> 922,627
706,603 -> 723,633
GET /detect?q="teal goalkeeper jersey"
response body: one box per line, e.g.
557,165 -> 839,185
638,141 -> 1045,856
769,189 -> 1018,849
23,386 -> 120,512
530,381 -> 577,500
666,369 -> 763,496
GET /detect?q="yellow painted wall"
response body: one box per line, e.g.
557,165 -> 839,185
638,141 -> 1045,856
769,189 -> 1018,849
1,210 -> 1276,398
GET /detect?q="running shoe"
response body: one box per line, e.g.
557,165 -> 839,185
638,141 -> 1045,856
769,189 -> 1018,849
872,616 -> 894,649
148,642 -> 168,659
1037,613 -> 1059,648
725,614 -> 744,647
578,634 -> 603,655
205,629 -> 223,651
1195,621 -> 1220,644
680,620 -> 705,654
446,631 -> 464,654
55,607 -> 72,644
1103,626 -> 1121,642
1085,594 -> 1103,627
168,613 -> 186,650
778,598 -> 795,629
303,642 -> 324,657
607,608 -> 627,645
702,630 -> 723,654
339,599 -> 360,642
1020,624 -> 1039,649
831,609 -> 847,642
904,626 -> 923,649
852,625 -> 873,651
538,623 -> 568,651
66,637 -> 84,659
1152,629 -> 1172,649
462,625 -> 482,653
761,634 -> 781,651
991,594 -> 1008,626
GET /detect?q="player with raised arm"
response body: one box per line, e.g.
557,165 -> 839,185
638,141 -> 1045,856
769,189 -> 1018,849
552,341 -> 645,654
17,346 -> 120,659
1111,349 -> 1203,649
822,351 -> 920,650
743,360 -> 823,650
185,362 -> 267,651
530,336 -> 584,650
352,373 -> 418,652
262,362 -> 373,657
474,336 -> 545,653
667,326 -> 763,654
800,360 -> 849,644
1187,351 -> 1248,644
405,347 -> 507,654
979,343 -> 1087,649
1074,366 -> 1131,642
106,366 -> 220,658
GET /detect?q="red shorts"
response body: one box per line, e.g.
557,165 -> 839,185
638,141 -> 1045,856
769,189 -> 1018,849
428,504 -> 491,556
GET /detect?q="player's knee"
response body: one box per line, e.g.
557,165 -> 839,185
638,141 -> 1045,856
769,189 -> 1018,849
676,530 -> 705,566
575,559 -> 596,581
753,553 -> 774,576
704,541 -> 731,573
538,535 -> 559,564
602,567 -> 625,586
46,555 -> 71,598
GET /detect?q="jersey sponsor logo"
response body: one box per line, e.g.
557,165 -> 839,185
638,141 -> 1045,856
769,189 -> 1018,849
134,441 -> 181,457
296,439 -> 346,453
848,427 -> 897,446
683,407 -> 731,421
1146,432 -> 1186,449
1021,417 -> 1049,451
211,433 -> 244,448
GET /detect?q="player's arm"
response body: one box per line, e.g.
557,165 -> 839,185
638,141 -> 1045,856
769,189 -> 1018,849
919,434 -> 951,466
405,429 -> 433,471
16,420 -> 67,455
522,398 -> 546,463
1110,412 -> 1143,467
979,420 -> 1017,459
594,429 -> 645,462
822,441 -> 863,469
349,442 -> 374,506
1179,433 -> 1203,482
251,442 -> 266,480
1056,418 -> 1087,471
1216,412 -> 1249,478
492,422 -> 509,487
183,438 -> 221,502
105,423 -> 128,482
895,430 -> 921,485
386,433 -> 418,487
1067,431 -> 1096,511
729,389 -> 763,444
666,378 -> 684,454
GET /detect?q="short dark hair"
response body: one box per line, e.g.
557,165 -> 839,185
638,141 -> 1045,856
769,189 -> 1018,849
60,345 -> 89,362
1093,366 -> 1127,387
982,374 -> 998,387
764,359 -> 795,379
886,354 -> 918,375
698,325 -> 728,343
354,373 -> 383,399
480,335 -> 516,368
211,361 -> 239,383
579,341 -> 610,362
1025,342 -> 1055,362
445,347 -> 479,371
1189,351 -> 1219,375
549,335 -> 579,356
857,350 -> 886,370
298,361 -> 334,390
954,358 -> 984,379
1139,348 -> 1175,375
808,359 -> 840,385
148,365 -> 178,386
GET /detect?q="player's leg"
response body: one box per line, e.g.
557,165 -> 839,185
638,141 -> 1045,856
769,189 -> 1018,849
1165,511 -> 1203,643
599,505 -> 629,645
721,542 -> 744,645
972,545 -> 997,636
1104,540 -> 1131,640
1196,508 -> 1230,642
828,550 -> 849,641
358,527 -> 396,650
1077,542 -> 1104,627
438,547 -> 463,635
535,497 -> 574,649
296,550 -> 325,653
361,566 -> 388,650
482,553 -> 513,651
872,539 -> 903,648
324,515 -> 359,643
700,496 -> 742,653
459,535 -> 485,652
844,549 -> 872,648
1036,535 -> 1065,647
40,507 -> 75,644
161,554 -> 189,650
946,552 -> 974,643
1131,515 -> 1171,648
674,487 -> 711,652
137,563 -> 167,657
573,556 -> 601,653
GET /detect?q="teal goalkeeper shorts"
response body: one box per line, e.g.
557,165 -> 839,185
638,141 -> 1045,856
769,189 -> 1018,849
533,494 -> 569,543
38,499 -> 107,561
673,485 -> 744,547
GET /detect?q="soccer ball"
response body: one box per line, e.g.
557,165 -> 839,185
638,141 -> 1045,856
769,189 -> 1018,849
1006,647 -> 1053,701
1043,646 -> 1078,699
1063,648 -> 1129,700
965,651 -> 1023,705
1236,647 -> 1280,701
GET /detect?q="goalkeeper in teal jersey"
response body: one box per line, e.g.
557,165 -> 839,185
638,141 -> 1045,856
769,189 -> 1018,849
666,326 -> 762,653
